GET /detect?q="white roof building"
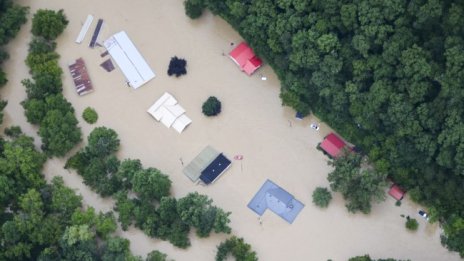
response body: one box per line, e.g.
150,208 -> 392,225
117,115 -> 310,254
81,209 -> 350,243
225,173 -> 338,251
147,92 -> 192,133
104,31 -> 155,89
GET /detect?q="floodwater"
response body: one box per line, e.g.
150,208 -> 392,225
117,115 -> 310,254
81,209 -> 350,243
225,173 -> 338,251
1,0 -> 460,260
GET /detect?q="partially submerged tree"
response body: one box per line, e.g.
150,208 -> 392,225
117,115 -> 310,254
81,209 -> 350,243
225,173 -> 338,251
82,107 -> 98,124
31,9 -> 68,40
405,217 -> 419,231
167,56 -> 187,77
184,0 -> 205,19
312,187 -> 332,208
327,152 -> 387,214
202,96 -> 221,116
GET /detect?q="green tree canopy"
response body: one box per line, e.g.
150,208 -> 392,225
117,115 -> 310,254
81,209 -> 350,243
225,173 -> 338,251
131,168 -> 171,201
31,9 -> 68,40
328,153 -> 387,214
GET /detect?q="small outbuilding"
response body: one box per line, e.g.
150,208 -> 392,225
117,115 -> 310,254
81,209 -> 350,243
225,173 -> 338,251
388,184 -> 405,201
320,133 -> 347,158
229,42 -> 262,75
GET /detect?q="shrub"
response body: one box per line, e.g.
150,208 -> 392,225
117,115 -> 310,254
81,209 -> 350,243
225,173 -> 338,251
167,56 -> 187,77
202,96 -> 221,116
83,107 -> 98,124
405,217 -> 419,231
312,187 -> 332,208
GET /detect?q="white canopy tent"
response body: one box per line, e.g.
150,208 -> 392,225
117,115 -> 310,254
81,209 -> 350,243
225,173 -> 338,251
147,92 -> 192,133
104,31 -> 155,89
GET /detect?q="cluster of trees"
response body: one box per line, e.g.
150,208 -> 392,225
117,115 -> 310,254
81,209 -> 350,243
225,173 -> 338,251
0,129 -> 150,260
185,0 -> 464,256
21,9 -> 81,157
327,152 -> 387,214
0,0 -> 28,123
215,236 -> 257,261
66,127 -> 232,248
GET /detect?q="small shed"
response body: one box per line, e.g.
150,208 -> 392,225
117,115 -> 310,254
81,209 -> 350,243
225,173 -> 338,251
320,133 -> 347,158
388,184 -> 405,201
229,42 -> 263,75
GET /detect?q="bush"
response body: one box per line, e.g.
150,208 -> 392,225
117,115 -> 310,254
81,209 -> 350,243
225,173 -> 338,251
202,96 -> 221,116
405,217 -> 419,231
312,187 -> 332,208
184,0 -> 205,19
83,107 -> 98,124
167,56 -> 187,77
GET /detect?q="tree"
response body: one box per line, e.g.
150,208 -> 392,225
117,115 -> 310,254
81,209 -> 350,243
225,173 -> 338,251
177,192 -> 231,238
0,4 -> 28,45
312,187 -> 332,208
115,159 -> 143,190
46,176 -> 82,222
38,109 -> 81,157
202,96 -> 222,116
215,236 -> 258,261
167,56 -> 187,77
327,153 -> 387,214
86,127 -> 120,157
82,107 -> 98,124
114,192 -> 136,230
0,99 -> 6,125
146,250 -> 168,261
4,125 -> 22,138
405,217 -> 419,231
31,9 -> 68,40
0,134 -> 46,210
184,0 -> 205,19
131,168 -> 171,201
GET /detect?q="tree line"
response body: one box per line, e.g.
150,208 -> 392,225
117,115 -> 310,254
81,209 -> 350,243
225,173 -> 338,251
0,0 -> 28,124
65,127 -> 233,249
184,0 -> 464,256
0,128 -> 167,260
21,9 -> 81,157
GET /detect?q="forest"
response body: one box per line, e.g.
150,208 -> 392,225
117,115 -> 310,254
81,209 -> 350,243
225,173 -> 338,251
184,0 -> 464,256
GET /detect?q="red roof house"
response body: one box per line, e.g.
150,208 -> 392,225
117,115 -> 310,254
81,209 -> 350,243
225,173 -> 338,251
388,184 -> 405,201
229,42 -> 263,75
320,133 -> 347,158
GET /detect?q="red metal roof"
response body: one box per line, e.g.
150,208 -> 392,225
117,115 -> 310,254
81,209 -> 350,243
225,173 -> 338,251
229,42 -> 262,75
388,184 -> 405,200
320,133 -> 346,158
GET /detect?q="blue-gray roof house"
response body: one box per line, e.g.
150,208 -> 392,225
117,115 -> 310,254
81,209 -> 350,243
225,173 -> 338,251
248,179 -> 304,224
